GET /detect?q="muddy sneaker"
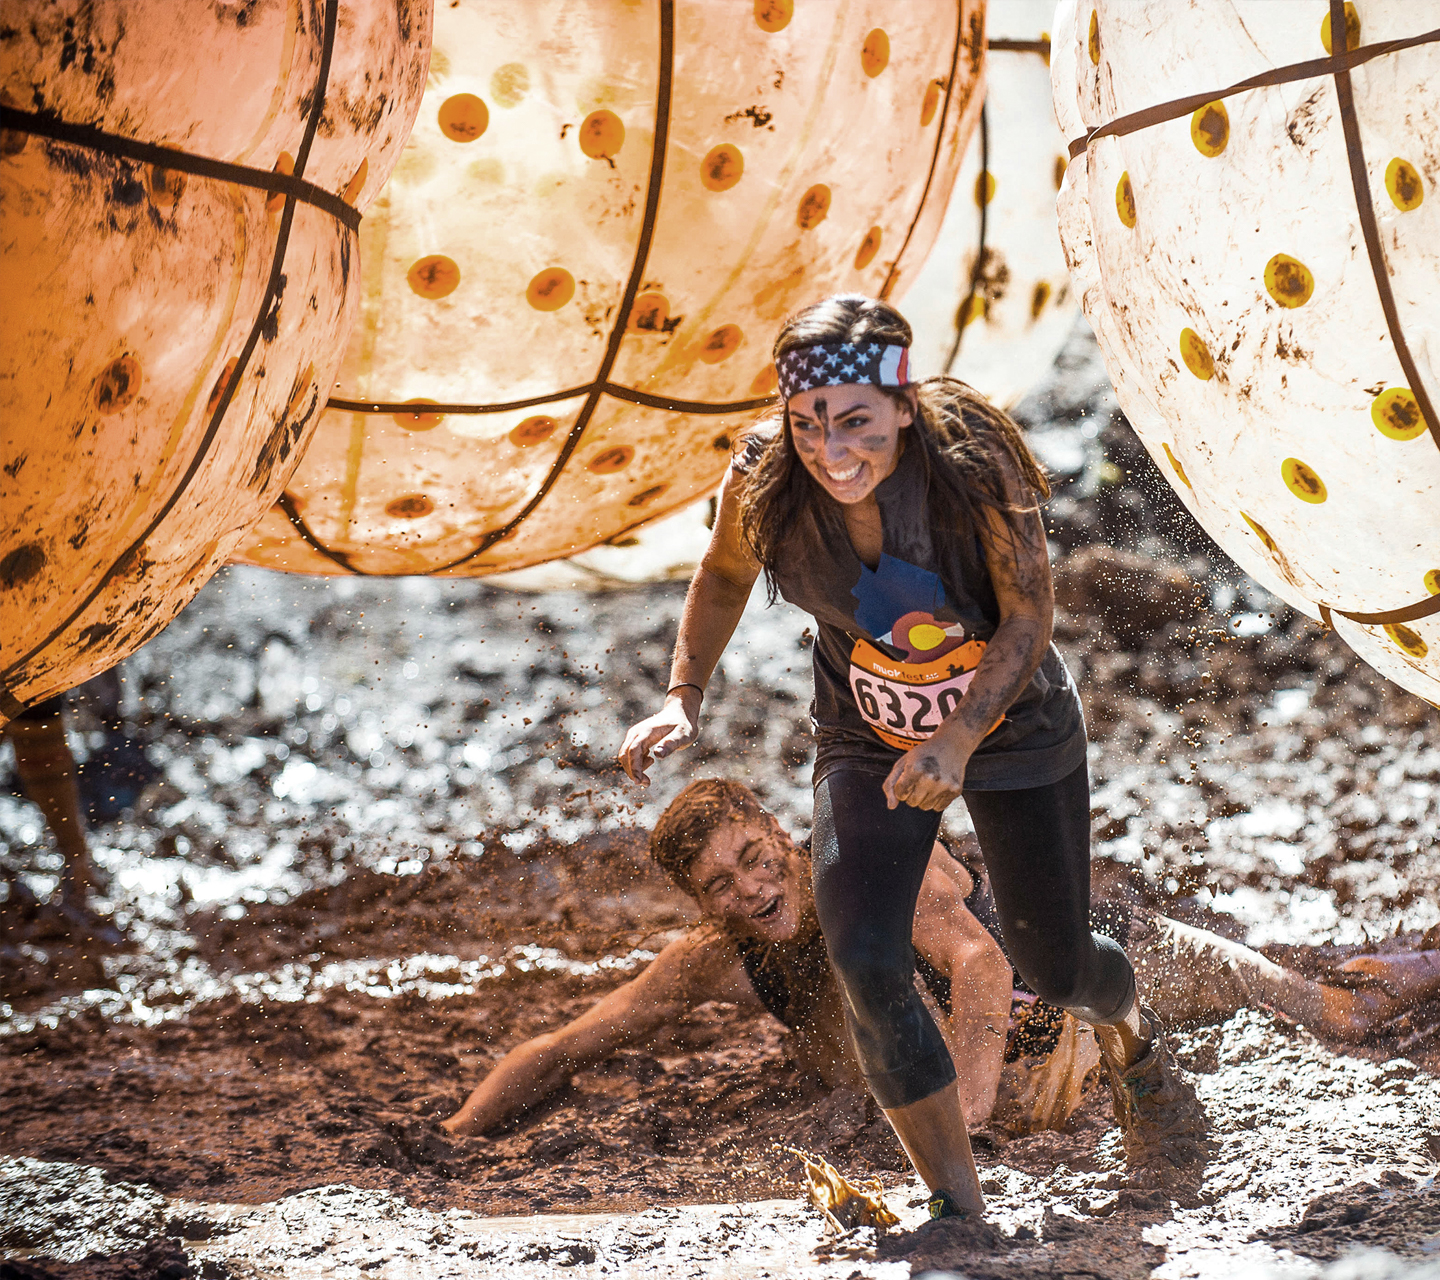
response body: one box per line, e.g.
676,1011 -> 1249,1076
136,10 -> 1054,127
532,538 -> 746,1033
1101,1006 -> 1208,1172
927,1189 -> 967,1221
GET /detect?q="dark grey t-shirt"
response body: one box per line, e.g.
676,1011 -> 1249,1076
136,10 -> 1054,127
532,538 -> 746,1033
738,432 -> 1085,790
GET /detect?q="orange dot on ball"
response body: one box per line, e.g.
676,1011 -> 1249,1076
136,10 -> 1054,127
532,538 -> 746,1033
439,93 -> 489,142
861,28 -> 889,77
753,0 -> 792,33
205,356 -> 240,418
527,267 -> 575,311
266,152 -> 294,213
510,416 -> 558,446
409,255 -> 461,300
629,293 -> 670,332
921,80 -> 943,127
854,227 -> 882,270
588,445 -> 635,474
701,144 -> 744,192
94,355 -> 142,414
700,325 -> 742,364
393,399 -> 444,431
579,109 -> 625,159
797,184 -> 831,230
386,494 -> 434,519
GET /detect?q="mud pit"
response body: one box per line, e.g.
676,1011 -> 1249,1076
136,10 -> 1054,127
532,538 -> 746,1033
4,332 -> 1440,1278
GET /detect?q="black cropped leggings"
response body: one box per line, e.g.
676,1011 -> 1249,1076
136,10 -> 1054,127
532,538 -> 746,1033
811,761 -> 1135,1109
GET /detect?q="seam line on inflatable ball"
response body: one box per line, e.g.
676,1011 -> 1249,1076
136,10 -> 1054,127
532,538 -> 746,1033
987,39 -> 1049,55
1322,593 -> 1440,629
0,107 -> 361,232
276,492 -> 362,575
944,99 -> 988,375
1329,0 -> 1440,455
1063,26 -> 1440,163
0,684 -> 28,722
423,0 -> 678,577
0,0 -> 344,688
880,0 -> 968,300
324,385 -> 777,417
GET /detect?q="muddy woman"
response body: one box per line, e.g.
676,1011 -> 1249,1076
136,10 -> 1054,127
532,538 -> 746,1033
619,294 -> 1207,1220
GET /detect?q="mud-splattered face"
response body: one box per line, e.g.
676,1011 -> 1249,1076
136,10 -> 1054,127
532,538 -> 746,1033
787,384 -> 913,505
687,817 -> 807,944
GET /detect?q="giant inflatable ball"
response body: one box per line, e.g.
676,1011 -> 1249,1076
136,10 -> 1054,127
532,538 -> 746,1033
233,0 -> 987,578
905,0 -> 1080,406
1054,0 -> 1440,703
0,0 -> 431,720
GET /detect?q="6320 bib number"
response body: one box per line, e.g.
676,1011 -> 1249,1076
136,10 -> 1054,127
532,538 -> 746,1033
847,636 -> 989,752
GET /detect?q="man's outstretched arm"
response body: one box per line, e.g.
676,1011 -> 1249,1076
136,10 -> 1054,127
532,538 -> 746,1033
442,928 -> 747,1136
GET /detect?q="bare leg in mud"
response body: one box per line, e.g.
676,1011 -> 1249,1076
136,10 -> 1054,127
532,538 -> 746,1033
1132,915 -> 1440,1042
6,708 -> 96,908
882,1085 -> 985,1216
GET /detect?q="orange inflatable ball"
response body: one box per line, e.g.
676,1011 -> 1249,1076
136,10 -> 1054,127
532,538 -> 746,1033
0,0 -> 431,721
232,0 -> 987,578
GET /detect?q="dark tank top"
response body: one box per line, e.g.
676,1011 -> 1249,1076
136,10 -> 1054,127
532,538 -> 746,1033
733,922 -> 954,1029
736,430 -> 1085,790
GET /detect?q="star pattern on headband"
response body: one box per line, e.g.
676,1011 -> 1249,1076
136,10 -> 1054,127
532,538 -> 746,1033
775,341 -> 909,401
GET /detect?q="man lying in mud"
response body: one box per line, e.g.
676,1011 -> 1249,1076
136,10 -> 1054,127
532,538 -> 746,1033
443,778 -> 1440,1149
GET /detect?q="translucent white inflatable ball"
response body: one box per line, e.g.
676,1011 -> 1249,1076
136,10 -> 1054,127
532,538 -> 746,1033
0,0 -> 431,719
231,0 -> 987,579
903,0 -> 1080,407
1054,0 -> 1440,703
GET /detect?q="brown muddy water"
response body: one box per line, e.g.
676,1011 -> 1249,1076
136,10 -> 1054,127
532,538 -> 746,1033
3,334 -> 1439,1279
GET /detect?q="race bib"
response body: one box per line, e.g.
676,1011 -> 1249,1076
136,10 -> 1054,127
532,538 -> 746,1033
848,636 -> 991,751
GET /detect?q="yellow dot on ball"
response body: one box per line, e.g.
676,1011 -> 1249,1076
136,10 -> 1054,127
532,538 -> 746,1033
1321,2 -> 1360,54
854,226 -> 882,270
1242,512 -> 1279,553
1088,10 -> 1100,65
1281,457 -> 1327,503
1115,171 -> 1136,228
861,28 -> 890,77
1162,443 -> 1192,489
1384,623 -> 1428,659
908,623 -> 947,651
1371,386 -> 1427,440
1179,328 -> 1214,381
1265,254 -> 1314,308
921,79 -> 943,127
975,170 -> 996,207
1385,158 -> 1424,212
1190,101 -> 1229,157
1424,569 -> 1440,596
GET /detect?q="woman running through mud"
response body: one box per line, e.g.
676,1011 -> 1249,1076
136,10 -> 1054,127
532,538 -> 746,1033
619,294 -> 1206,1220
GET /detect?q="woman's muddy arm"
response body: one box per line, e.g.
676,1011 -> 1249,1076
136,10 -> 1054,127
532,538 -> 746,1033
884,459 -> 1052,810
619,466 -> 760,783
442,930 -> 738,1136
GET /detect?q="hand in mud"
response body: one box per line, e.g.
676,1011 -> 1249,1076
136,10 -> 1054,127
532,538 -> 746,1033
618,689 -> 701,785
882,732 -> 970,812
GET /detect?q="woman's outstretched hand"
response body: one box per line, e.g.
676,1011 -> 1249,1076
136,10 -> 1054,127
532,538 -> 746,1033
618,689 -> 702,785
882,731 -> 973,811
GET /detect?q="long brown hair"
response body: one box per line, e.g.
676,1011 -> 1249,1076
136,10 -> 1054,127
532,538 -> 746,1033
736,293 -> 1050,602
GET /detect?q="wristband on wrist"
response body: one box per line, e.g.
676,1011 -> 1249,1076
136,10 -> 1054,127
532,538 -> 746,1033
666,682 -> 704,701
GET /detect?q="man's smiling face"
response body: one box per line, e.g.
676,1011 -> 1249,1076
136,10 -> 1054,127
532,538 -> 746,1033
686,815 -> 807,944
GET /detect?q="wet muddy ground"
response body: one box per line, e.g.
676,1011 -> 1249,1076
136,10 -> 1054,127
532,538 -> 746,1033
3,332 -> 1440,1278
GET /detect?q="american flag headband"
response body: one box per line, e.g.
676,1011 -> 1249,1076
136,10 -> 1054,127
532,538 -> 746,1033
775,341 -> 911,405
